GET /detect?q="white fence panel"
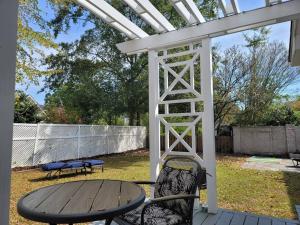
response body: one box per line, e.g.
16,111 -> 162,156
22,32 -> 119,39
12,123 -> 147,168
11,124 -> 37,167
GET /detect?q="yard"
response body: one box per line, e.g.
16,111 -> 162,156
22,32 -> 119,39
10,150 -> 300,224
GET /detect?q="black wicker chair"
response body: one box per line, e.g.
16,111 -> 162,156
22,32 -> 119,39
113,156 -> 207,225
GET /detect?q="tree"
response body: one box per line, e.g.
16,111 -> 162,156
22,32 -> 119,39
43,0 -> 218,125
261,104 -> 298,126
17,0 -> 58,84
214,45 -> 249,131
214,28 -> 299,128
14,90 -> 44,123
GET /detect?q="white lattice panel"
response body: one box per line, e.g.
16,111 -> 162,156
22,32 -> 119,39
11,140 -> 35,167
11,124 -> 147,167
13,124 -> 37,139
38,124 -> 79,139
33,138 -> 78,164
157,43 -> 204,165
79,136 -> 108,158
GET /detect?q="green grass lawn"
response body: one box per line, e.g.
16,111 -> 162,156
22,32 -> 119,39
10,150 -> 300,224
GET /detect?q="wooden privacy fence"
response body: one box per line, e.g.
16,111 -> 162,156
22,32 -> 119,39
160,135 -> 233,153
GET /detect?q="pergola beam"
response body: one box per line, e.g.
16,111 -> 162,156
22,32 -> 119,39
77,0 -> 149,39
117,0 -> 300,54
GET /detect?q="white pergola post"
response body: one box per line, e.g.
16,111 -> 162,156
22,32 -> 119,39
148,50 -> 160,191
201,38 -> 217,213
0,0 -> 18,224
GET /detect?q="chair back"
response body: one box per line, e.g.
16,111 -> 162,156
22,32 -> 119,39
153,156 -> 205,222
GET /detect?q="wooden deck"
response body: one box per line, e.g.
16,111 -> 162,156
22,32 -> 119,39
92,208 -> 300,225
193,208 -> 300,225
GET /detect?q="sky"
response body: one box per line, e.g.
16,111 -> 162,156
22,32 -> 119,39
17,0 -> 300,105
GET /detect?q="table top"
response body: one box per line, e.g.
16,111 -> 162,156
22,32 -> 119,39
17,179 -> 146,224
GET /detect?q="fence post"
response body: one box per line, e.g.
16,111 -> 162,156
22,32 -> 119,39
77,125 -> 81,159
32,123 -> 40,166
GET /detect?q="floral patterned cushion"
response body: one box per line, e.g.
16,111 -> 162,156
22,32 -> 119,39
154,165 -> 198,218
118,203 -> 184,225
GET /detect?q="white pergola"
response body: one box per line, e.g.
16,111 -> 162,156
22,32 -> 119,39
1,0 -> 300,224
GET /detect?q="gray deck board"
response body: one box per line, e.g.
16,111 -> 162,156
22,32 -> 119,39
201,209 -> 223,225
258,217 -> 272,225
244,215 -> 259,225
272,219 -> 286,225
91,207 -> 300,225
193,209 -> 209,225
296,205 -> 300,221
216,211 -> 234,225
230,212 -> 246,225
191,209 -> 300,225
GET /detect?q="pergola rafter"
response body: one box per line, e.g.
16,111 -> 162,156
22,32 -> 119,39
170,0 -> 206,24
116,0 -> 300,54
218,0 -> 228,16
123,0 -> 175,33
77,0 -> 149,39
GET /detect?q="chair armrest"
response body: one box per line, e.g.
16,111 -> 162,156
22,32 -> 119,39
132,181 -> 156,185
141,194 -> 199,225
145,194 -> 199,204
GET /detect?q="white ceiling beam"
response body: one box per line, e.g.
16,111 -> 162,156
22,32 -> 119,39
218,0 -> 227,16
117,0 -> 300,54
77,0 -> 149,39
185,0 -> 206,23
170,0 -> 198,24
230,0 -> 240,14
124,0 -> 175,32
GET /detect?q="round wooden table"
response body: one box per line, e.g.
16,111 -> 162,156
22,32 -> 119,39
17,179 -> 146,225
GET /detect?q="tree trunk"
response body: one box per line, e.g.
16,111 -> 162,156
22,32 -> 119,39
129,112 -> 134,126
136,112 -> 140,126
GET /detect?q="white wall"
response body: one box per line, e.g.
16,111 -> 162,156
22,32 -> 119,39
12,124 -> 147,168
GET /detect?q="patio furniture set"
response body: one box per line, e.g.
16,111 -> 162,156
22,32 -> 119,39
17,156 -> 207,225
41,159 -> 104,178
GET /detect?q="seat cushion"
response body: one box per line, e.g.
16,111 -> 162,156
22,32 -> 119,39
154,165 -> 198,217
118,203 -> 184,225
65,161 -> 85,168
41,162 -> 66,171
